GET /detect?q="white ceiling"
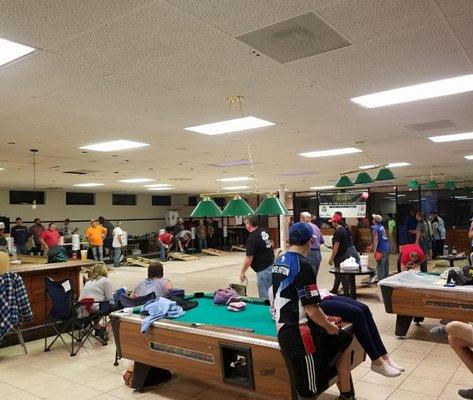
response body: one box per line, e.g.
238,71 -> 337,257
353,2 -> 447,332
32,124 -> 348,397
0,0 -> 473,194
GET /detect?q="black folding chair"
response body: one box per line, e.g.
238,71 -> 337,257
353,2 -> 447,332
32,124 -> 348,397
113,291 -> 156,365
44,277 -> 110,356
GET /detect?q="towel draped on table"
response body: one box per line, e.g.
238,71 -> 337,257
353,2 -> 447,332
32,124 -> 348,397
140,297 -> 185,333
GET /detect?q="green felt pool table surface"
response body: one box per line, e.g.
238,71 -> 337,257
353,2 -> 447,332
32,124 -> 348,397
175,294 -> 277,337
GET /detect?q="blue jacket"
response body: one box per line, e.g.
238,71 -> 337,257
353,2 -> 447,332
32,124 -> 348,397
140,297 -> 185,333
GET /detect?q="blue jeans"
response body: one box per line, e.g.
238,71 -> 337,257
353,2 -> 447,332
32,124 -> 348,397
376,251 -> 390,280
320,296 -> 387,361
113,247 -> 121,267
347,245 -> 360,264
306,249 -> 322,279
198,237 -> 207,250
15,244 -> 27,255
91,245 -> 103,262
256,265 -> 273,299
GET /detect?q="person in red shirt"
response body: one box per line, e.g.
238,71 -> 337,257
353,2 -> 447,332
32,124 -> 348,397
157,228 -> 174,261
40,223 -> 61,253
397,243 -> 426,273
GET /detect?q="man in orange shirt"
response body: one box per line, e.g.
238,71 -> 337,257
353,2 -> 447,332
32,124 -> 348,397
86,219 -> 107,262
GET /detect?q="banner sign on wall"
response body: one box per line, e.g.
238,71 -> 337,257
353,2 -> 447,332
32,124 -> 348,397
318,191 -> 368,218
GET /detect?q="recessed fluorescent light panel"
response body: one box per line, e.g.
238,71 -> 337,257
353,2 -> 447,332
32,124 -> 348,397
217,177 -> 252,182
351,75 -> 473,108
143,184 -> 171,188
147,187 -> 173,191
429,132 -> 473,143
79,140 -> 150,152
299,147 -> 362,158
209,159 -> 250,168
119,178 -> 154,183
222,186 -> 251,190
185,116 -> 275,135
387,162 -> 410,168
0,37 -> 35,67
465,155 -> 473,160
73,183 -> 104,187
309,186 -> 336,190
359,165 -> 378,170
0,167 -> 4,171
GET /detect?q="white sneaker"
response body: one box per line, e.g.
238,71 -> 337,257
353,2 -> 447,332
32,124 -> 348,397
371,361 -> 401,377
386,359 -> 405,372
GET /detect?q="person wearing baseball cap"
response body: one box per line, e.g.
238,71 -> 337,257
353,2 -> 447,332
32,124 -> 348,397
372,214 -> 391,280
0,222 -> 7,248
272,222 -> 355,399
328,214 -> 350,294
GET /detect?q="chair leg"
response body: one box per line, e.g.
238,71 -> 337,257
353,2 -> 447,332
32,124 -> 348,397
13,326 -> 27,355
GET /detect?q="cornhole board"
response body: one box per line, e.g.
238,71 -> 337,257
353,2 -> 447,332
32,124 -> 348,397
168,252 -> 199,261
202,248 -> 230,257
230,245 -> 246,252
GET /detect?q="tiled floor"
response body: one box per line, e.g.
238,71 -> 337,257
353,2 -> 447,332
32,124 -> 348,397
0,253 -> 470,399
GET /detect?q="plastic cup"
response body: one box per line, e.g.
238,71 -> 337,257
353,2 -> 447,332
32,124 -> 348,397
80,250 -> 88,261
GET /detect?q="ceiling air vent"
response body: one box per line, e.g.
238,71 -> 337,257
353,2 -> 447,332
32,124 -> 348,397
62,169 -> 98,175
237,12 -> 351,64
404,120 -> 455,132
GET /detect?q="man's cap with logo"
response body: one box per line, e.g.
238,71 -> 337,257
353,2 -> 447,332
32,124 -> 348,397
289,222 -> 314,244
329,214 -> 342,223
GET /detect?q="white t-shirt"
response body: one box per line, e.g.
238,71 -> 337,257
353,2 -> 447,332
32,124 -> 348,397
112,227 -> 124,248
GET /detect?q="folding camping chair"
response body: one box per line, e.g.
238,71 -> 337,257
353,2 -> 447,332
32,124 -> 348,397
44,277 -> 110,356
113,291 -> 156,366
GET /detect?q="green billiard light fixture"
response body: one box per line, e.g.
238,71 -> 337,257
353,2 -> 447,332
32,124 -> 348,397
254,194 -> 289,216
335,175 -> 354,187
407,179 -> 420,190
354,172 -> 373,185
222,195 -> 254,217
191,197 -> 223,218
444,180 -> 457,190
425,180 -> 438,189
375,167 -> 396,181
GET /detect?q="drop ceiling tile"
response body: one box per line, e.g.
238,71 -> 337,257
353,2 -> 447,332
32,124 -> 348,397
317,0 -> 439,43
0,51 -> 109,98
286,22 -> 460,84
129,39 -> 277,89
436,0 -> 473,17
448,12 -> 473,49
181,66 -> 312,105
0,0 -> 152,48
48,1 -> 227,72
166,0 -> 336,36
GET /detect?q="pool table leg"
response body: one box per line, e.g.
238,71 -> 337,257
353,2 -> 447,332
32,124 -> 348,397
395,315 -> 413,337
131,362 -> 172,391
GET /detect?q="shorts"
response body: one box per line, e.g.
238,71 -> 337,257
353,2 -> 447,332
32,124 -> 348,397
103,237 -> 113,249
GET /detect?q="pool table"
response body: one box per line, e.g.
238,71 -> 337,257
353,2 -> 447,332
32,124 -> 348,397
379,271 -> 473,337
111,294 -> 366,400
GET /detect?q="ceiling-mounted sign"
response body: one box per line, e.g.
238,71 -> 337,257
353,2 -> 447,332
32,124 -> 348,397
318,191 -> 368,218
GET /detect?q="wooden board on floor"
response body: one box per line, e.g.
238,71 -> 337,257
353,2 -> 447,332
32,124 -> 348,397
126,256 -> 162,267
230,245 -> 246,252
168,252 -> 199,261
202,248 -> 230,256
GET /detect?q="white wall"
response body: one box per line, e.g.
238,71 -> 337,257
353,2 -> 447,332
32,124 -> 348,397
0,190 -> 195,236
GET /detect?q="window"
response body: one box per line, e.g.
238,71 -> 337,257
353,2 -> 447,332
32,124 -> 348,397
214,197 -> 225,207
188,196 -> 198,206
66,192 -> 95,205
9,190 -> 45,205
152,195 -> 171,206
113,193 -> 136,206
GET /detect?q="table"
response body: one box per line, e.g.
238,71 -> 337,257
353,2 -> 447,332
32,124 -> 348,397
329,268 -> 376,299
379,271 -> 473,337
111,294 -> 366,399
437,254 -> 468,269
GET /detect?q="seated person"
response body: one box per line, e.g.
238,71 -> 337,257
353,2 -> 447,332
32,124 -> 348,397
175,230 -> 192,253
397,243 -> 426,273
272,222 -> 356,400
431,322 -> 473,399
157,227 -> 174,261
133,262 -> 172,299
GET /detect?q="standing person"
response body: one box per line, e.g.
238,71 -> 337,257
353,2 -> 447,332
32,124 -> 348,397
28,218 -> 45,255
328,214 -> 349,294
405,210 -> 418,244
39,223 -> 60,253
300,212 -> 324,278
86,219 -> 107,262
196,220 -> 208,251
0,222 -> 7,248
98,217 -> 114,259
157,228 -> 174,261
335,212 -> 360,264
415,212 -> 431,258
372,214 -> 391,281
239,215 -> 274,300
60,218 -> 73,243
387,214 -> 397,253
431,212 -> 446,259
10,218 -> 28,255
112,222 -> 125,268
272,222 -> 356,400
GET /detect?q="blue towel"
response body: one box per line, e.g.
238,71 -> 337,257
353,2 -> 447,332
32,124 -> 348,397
140,297 -> 185,333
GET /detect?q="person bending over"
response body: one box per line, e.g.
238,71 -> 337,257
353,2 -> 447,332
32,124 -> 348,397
134,262 -> 172,299
157,227 -> 174,261
272,222 -> 356,400
397,243 -> 426,273
431,322 -> 473,399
